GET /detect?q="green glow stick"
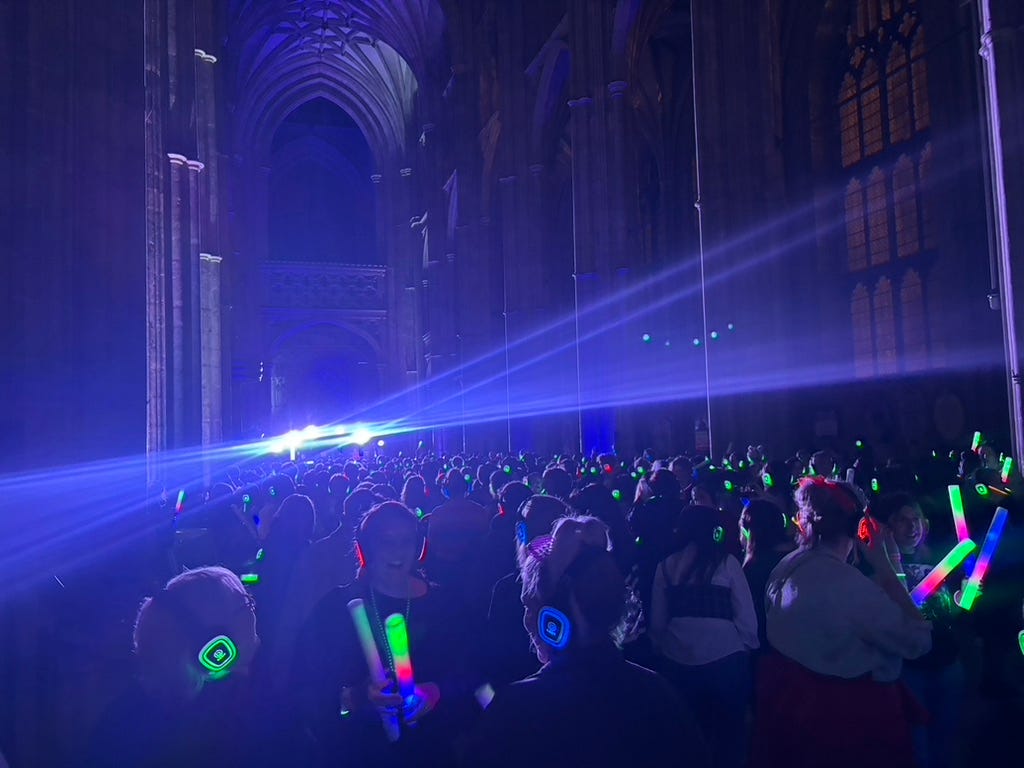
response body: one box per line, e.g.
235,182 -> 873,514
957,507 -> 1009,611
910,539 -> 976,606
347,599 -> 399,741
948,485 -> 970,542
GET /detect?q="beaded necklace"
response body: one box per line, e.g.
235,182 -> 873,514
369,586 -> 411,676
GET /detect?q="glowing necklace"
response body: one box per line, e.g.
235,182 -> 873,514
369,586 -> 411,676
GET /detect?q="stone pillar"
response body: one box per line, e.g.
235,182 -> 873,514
167,153 -> 189,447
980,0 -> 1024,457
200,253 -> 223,445
187,159 -> 205,441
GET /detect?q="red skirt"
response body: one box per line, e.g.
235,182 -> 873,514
751,652 -> 927,768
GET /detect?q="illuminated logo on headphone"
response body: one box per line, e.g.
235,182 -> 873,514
538,607 -> 571,650
198,635 -> 238,679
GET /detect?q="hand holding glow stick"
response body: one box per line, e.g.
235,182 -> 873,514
384,613 -> 416,702
956,507 -> 1009,611
910,539 -> 976,606
347,599 -> 400,742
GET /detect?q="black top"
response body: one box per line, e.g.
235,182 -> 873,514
290,581 -> 479,767
466,643 -> 708,768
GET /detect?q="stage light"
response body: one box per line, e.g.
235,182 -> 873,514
664,340 -> 671,347
301,425 -> 320,440
377,439 -> 386,448
727,323 -> 735,331
641,333 -> 652,343
692,338 -> 701,346
855,439 -> 863,449
710,331 -> 719,340
350,427 -> 373,446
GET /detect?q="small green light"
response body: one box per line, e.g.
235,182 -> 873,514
976,483 -> 990,497
503,465 -> 512,473
612,489 -> 622,501
637,467 -> 646,476
764,473 -> 774,488
724,480 -> 734,492
635,537 -> 642,545
255,548 -> 264,561
241,573 -> 260,585
713,526 -> 724,543
710,331 -> 719,340
642,333 -> 652,343
855,440 -> 863,449
692,338 -> 701,346
871,478 -> 879,493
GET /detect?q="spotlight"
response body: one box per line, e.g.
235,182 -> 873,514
377,439 -> 386,448
727,323 -> 735,331
692,338 -> 701,347
710,331 -> 719,340
641,333 -> 652,343
350,427 -> 373,446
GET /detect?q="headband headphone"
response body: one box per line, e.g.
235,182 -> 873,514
149,588 -> 241,682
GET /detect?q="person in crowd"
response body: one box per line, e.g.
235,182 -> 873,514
649,505 -> 759,768
87,567 -> 272,766
292,501 -> 475,767
468,516 -> 708,767
877,492 -> 966,768
739,498 -> 794,651
753,477 -> 932,768
400,474 -> 433,518
540,466 -> 573,501
483,495 -> 572,687
629,468 -> 684,612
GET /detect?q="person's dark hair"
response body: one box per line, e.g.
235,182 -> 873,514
268,494 -> 315,548
671,505 -> 728,584
498,481 -> 532,518
740,499 -> 789,553
872,491 -> 916,525
647,468 -> 681,499
444,468 -> 469,498
793,478 -> 866,546
541,467 -> 573,500
401,474 -> 430,513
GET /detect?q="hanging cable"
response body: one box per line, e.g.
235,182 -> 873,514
689,1 -> 714,458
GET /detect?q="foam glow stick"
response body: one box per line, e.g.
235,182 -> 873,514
384,613 -> 416,703
957,507 -> 1009,611
910,539 -> 976,606
1002,456 -> 1014,484
175,490 -> 186,515
972,431 -> 983,452
347,599 -> 400,741
948,485 -> 970,542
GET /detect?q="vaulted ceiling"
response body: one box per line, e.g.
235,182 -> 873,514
227,1 -> 448,164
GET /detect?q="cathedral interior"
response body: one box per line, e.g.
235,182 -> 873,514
2,0 -> 1024,764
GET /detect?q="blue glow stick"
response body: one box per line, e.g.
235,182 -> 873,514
910,539 -> 976,606
957,507 -> 1009,610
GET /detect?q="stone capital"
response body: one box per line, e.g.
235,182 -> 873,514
528,163 -> 545,176
200,253 -> 223,264
194,49 -> 218,64
167,153 -> 189,166
567,96 -> 594,110
400,167 -> 413,177
498,175 -> 518,185
370,173 -> 384,184
187,159 -> 205,172
607,81 -> 629,97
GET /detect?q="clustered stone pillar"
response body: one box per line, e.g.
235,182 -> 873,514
200,253 -> 223,445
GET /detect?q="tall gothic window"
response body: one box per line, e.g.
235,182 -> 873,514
838,0 -> 931,377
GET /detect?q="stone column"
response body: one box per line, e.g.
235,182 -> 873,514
200,253 -> 223,445
980,0 -> 1024,457
167,153 -> 189,447
187,159 -> 205,443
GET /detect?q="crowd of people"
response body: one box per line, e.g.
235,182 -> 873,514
8,435 -> 1024,767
